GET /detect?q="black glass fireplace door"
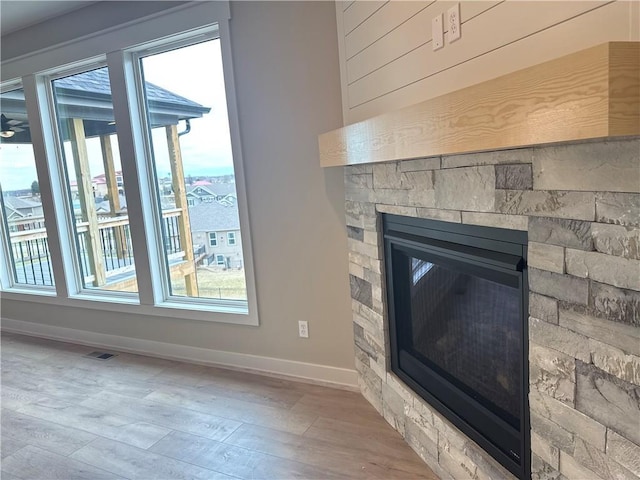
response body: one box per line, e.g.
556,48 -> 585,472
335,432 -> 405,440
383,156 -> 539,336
384,215 -> 529,479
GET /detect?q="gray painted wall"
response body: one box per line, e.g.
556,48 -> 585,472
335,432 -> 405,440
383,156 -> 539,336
1,2 -> 355,371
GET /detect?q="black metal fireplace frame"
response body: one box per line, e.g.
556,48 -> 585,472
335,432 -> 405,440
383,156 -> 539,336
383,214 -> 530,479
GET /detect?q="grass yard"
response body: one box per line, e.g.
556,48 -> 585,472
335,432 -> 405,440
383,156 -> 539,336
171,266 -> 247,300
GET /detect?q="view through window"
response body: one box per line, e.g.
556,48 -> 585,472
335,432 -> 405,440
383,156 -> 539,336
0,88 -> 54,288
140,38 -> 248,301
52,68 -> 138,293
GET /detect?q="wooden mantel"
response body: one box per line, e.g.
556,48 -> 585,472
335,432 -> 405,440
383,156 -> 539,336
319,42 -> 639,168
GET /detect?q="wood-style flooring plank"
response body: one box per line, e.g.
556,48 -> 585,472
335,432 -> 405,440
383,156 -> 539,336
3,445 -> 125,480
148,364 -> 305,410
55,368 -> 158,400
15,396 -> 171,449
304,423 -> 429,467
311,414 -> 411,440
291,391 -> 385,425
224,423 -> 436,479
145,362 -> 216,388
0,435 -> 29,459
194,366 -> 309,407
0,335 -> 79,361
70,437 -> 235,480
150,430 -> 343,479
144,384 -> 317,435
0,470 -> 24,480
2,364 -> 97,405
1,409 -> 97,456
1,385 -> 52,412
98,352 -> 178,380
80,391 -> 241,441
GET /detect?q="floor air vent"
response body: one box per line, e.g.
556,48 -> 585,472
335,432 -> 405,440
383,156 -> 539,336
85,351 -> 117,360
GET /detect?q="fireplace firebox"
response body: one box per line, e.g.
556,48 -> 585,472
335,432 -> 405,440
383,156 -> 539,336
383,214 -> 529,479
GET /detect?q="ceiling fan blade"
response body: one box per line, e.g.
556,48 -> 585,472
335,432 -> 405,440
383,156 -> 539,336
12,127 -> 25,133
6,119 -> 22,126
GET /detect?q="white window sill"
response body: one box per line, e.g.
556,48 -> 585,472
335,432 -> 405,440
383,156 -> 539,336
0,289 -> 258,326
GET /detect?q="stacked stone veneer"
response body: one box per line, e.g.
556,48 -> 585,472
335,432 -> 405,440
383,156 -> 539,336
345,138 -> 640,480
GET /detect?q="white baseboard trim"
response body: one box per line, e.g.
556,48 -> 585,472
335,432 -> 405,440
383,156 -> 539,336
1,317 -> 359,390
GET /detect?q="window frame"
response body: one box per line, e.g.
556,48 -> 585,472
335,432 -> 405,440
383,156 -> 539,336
47,62 -> 140,300
209,232 -> 217,247
130,28 -> 258,314
0,82 -> 57,295
227,231 -> 236,245
0,4 -> 260,326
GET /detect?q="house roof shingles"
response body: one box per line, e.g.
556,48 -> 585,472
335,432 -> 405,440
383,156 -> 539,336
3,196 -> 42,210
188,201 -> 240,233
56,68 -> 205,110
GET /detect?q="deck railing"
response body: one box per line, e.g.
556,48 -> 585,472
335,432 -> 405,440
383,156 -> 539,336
8,208 -> 187,286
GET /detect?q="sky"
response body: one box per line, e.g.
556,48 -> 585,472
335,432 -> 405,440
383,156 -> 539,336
0,37 -> 234,192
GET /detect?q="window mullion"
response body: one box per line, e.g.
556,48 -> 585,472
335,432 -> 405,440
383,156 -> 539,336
22,74 -> 77,296
106,51 -> 164,306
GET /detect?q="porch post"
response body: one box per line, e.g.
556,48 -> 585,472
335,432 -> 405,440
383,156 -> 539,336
166,124 -> 198,296
100,135 -> 127,260
68,118 -> 106,286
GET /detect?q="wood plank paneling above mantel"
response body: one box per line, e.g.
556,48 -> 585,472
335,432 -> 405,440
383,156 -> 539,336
318,42 -> 639,167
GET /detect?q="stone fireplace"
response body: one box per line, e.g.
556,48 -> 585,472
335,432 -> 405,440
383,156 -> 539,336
345,138 -> 640,480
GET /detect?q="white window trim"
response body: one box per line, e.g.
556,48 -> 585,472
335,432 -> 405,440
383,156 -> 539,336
209,232 -> 217,247
0,81 -> 61,294
0,3 -> 260,326
227,232 -> 236,245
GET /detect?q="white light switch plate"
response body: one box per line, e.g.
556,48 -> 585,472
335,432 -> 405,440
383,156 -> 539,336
432,13 -> 444,51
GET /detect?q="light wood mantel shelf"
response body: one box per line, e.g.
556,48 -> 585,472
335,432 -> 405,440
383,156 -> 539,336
318,42 -> 639,167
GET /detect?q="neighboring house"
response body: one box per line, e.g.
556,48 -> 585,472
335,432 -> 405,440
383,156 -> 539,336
70,171 -> 124,198
2,195 -> 44,232
188,200 -> 242,269
95,193 -> 127,215
3,195 -> 43,219
186,185 -> 215,206
186,182 -> 237,206
69,178 -> 99,198
92,171 -> 124,197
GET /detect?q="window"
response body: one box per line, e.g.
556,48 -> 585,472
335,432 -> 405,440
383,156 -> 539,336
139,37 -> 248,301
1,13 -> 258,324
227,231 -> 236,245
0,88 -> 54,289
52,67 -> 137,294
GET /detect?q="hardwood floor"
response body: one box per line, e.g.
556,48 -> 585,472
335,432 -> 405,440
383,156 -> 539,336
0,332 -> 438,479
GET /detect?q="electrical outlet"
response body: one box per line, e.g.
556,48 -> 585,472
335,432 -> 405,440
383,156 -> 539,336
447,3 -> 461,43
432,13 -> 444,51
298,320 -> 309,338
